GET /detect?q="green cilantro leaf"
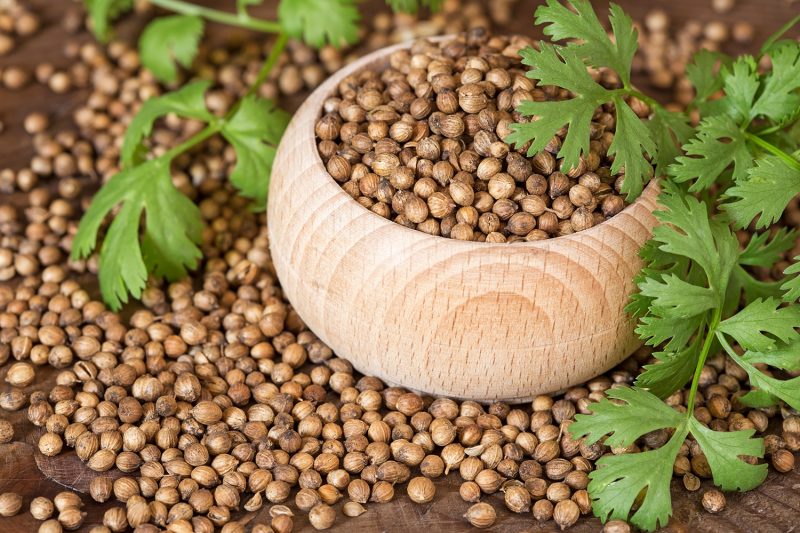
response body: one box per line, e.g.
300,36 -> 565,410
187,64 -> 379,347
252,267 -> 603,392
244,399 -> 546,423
750,43 -> 800,121
220,96 -> 290,207
571,387 -> 683,448
636,313 -> 704,352
721,336 -> 800,411
721,56 -> 760,123
717,297 -> 800,351
782,257 -> 800,301
730,266 -> 785,305
724,155 -> 800,229
508,44 -> 656,199
278,0 -> 360,48
646,107 -> 693,178
651,183 -> 738,286
139,15 -> 204,83
636,341 -> 702,398
535,0 -> 637,85
741,340 -> 800,371
71,158 -> 203,310
669,115 -> 751,191
122,81 -> 215,167
385,0 -> 443,13
588,425 -> 687,531
84,0 -> 132,42
688,419 -> 767,491
638,274 -> 717,318
738,228 -> 796,267
686,49 -> 731,105
507,44 -> 609,170
608,95 -> 656,199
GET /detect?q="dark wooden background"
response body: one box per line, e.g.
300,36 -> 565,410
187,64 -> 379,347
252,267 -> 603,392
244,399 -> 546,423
1,1 -> 799,532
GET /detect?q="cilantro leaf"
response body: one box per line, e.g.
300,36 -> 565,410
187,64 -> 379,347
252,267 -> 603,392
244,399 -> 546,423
742,340 -> 800,371
608,95 -> 656,199
730,266 -> 785,305
571,387 -> 683,448
72,158 -> 203,310
722,56 -> 760,123
535,0 -> 637,85
686,49 -> 731,105
278,0 -> 360,48
385,0 -> 443,13
738,228 -> 796,267
647,107 -> 693,178
139,15 -> 204,83
508,44 -> 609,168
636,313 -> 704,352
717,297 -> 800,351
588,426 -> 687,531
508,44 -> 656,199
122,81 -> 215,167
669,115 -> 751,191
651,183 -> 738,286
220,96 -> 290,207
721,337 -> 800,411
725,155 -> 800,229
750,42 -> 800,121
688,419 -> 767,491
84,0 -> 132,42
782,257 -> 800,301
638,274 -> 717,318
636,342 -> 702,398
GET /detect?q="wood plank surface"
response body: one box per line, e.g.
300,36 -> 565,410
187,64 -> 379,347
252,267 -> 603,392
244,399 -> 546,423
1,1 -> 799,532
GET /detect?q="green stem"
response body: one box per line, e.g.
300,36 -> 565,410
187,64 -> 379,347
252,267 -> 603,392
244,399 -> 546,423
149,0 -> 282,33
247,32 -> 289,98
760,14 -> 800,55
163,123 -> 221,160
625,86 -> 660,110
745,132 -> 800,171
686,307 -> 722,413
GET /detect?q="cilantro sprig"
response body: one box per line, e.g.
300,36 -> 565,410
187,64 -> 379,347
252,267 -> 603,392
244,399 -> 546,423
507,0 -> 686,200
512,3 -> 800,531
78,0 -> 438,309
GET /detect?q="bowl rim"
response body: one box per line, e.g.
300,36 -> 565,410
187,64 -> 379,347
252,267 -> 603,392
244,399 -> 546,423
288,34 -> 660,252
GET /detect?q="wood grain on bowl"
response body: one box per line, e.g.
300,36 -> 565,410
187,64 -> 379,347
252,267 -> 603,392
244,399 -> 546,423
268,40 -> 661,402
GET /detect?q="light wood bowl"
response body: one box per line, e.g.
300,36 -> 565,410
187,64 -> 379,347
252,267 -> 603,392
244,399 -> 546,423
268,39 -> 660,402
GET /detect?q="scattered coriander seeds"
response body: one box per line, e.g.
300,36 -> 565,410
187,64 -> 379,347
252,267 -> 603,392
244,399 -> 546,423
309,503 -> 336,530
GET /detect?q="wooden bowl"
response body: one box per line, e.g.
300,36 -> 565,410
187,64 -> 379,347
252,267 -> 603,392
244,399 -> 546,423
268,39 -> 660,402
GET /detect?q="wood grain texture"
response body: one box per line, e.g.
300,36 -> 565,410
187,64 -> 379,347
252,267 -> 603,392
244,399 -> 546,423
268,40 -> 661,402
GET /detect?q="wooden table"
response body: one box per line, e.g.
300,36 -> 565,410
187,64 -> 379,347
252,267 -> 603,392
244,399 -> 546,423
1,1 -> 799,532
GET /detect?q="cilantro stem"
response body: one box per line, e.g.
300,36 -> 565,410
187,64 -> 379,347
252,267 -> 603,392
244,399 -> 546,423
247,32 -> 289,98
686,307 -> 722,413
164,123 -> 221,161
149,0 -> 282,33
760,14 -> 800,55
745,132 -> 800,172
625,87 -> 660,110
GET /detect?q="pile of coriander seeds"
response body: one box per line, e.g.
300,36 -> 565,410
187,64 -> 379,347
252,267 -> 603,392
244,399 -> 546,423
316,30 -> 637,243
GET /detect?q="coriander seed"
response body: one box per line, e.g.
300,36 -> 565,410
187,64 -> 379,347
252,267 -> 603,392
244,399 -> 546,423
464,502 -> 496,528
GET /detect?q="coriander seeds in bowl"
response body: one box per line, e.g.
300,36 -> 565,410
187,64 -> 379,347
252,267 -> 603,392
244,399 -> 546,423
269,32 -> 660,401
314,31 -> 636,243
